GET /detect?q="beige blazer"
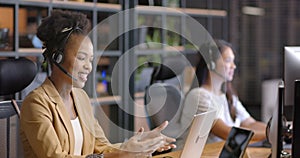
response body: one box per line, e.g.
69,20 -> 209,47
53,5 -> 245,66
20,78 -> 120,158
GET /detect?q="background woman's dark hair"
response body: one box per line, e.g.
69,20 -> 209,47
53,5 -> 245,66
194,39 -> 237,121
37,9 -> 91,61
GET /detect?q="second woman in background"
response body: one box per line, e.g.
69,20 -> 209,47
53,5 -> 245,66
183,39 -> 266,143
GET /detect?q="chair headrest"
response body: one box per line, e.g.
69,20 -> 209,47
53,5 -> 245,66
151,55 -> 186,83
0,58 -> 37,95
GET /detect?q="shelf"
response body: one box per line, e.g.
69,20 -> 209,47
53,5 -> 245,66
0,0 -> 120,12
2,0 -> 227,16
0,52 -> 42,57
0,0 -> 17,5
179,7 -> 227,17
19,0 -> 53,7
20,0 -> 121,12
52,0 -> 94,10
95,50 -> 122,56
18,48 -> 43,53
91,95 -> 121,106
136,5 -> 227,17
90,92 -> 144,106
95,2 -> 121,12
135,47 -> 186,56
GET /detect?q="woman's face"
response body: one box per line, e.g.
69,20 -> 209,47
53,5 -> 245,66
215,46 -> 236,81
65,35 -> 94,88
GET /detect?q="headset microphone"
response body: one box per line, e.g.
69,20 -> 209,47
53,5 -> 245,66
53,61 -> 77,81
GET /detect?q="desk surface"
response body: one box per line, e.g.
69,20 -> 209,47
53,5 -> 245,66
154,141 -> 271,158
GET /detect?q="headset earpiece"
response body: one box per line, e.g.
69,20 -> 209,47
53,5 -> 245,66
207,43 -> 225,79
52,50 -> 64,64
208,47 -> 215,70
210,60 -> 215,70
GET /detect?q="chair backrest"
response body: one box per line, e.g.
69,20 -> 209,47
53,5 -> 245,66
0,57 -> 37,158
0,58 -> 37,95
144,55 -> 187,131
150,55 -> 187,84
145,83 -> 184,130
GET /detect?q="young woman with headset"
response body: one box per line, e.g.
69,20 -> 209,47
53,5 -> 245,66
20,10 -> 176,158
182,39 -> 266,144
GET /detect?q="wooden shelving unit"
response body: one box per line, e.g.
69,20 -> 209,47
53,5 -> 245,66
0,0 -> 230,144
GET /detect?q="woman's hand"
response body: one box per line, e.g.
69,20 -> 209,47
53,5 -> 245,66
120,121 -> 176,153
139,121 -> 176,153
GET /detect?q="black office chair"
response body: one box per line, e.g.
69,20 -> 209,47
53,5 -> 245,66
0,58 -> 37,158
144,55 -> 186,137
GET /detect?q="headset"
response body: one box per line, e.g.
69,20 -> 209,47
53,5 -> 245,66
208,43 -> 225,79
52,49 -> 64,64
52,27 -> 78,64
50,26 -> 83,81
208,47 -> 216,70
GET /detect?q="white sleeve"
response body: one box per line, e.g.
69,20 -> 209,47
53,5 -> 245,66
181,88 -> 210,124
187,88 -> 213,113
192,88 -> 224,119
195,88 -> 215,113
234,96 -> 251,122
181,88 -> 214,125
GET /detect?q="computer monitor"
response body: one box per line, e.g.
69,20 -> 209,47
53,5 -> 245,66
284,46 -> 300,106
283,46 -> 300,158
268,80 -> 284,158
292,80 -> 300,157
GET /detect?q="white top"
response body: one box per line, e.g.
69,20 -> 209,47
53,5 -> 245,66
182,87 -> 250,143
70,117 -> 83,156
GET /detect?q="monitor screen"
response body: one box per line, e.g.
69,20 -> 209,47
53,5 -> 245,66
284,47 -> 300,106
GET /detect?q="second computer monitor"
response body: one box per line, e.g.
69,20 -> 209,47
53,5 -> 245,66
284,46 -> 300,106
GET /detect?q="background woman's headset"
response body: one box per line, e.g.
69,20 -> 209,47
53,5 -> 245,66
208,46 -> 216,70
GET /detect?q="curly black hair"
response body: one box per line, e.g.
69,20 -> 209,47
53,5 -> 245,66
37,9 -> 91,61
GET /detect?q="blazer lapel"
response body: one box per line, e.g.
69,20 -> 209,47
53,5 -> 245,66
55,99 -> 75,154
43,78 -> 75,154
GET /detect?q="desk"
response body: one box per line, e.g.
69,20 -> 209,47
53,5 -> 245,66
154,142 -> 271,158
